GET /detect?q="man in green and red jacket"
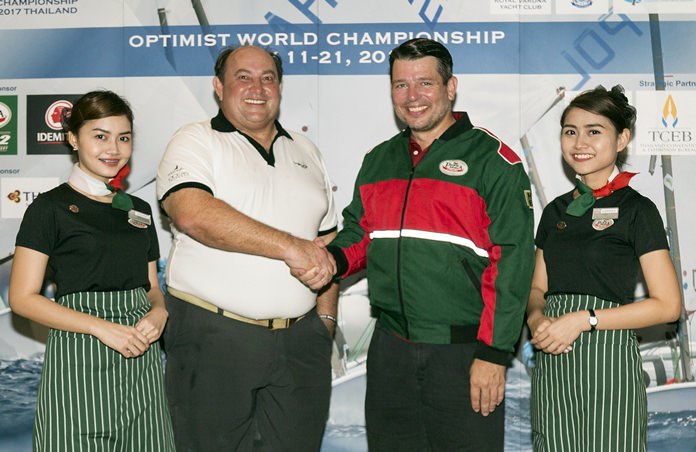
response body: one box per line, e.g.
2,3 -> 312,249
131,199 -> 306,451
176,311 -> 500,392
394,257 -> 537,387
324,38 -> 535,451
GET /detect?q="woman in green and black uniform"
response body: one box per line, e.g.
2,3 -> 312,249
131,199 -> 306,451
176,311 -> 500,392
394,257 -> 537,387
526,85 -> 681,452
9,90 -> 174,451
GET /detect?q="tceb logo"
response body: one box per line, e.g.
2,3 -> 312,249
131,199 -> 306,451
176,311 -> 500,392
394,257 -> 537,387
26,94 -> 81,155
647,95 -> 692,144
636,91 -> 696,156
0,96 -> 18,155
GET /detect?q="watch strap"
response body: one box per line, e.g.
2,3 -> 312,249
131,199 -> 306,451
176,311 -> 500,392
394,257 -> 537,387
588,308 -> 597,332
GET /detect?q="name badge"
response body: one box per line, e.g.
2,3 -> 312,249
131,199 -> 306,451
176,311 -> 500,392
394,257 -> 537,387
592,207 -> 619,220
128,209 -> 152,229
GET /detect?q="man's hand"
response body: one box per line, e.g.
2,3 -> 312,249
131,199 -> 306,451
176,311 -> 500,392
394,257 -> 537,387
470,359 -> 506,416
285,237 -> 336,290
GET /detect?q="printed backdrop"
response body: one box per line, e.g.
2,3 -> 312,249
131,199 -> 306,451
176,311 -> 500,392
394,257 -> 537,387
1,1 -> 696,450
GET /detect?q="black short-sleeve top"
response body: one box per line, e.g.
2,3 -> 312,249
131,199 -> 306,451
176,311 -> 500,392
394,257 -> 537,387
15,183 -> 159,299
536,186 -> 668,305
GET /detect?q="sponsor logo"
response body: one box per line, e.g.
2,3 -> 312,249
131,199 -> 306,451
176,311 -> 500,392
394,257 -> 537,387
1,177 -> 59,218
0,102 -> 12,129
615,0 -> 696,13
0,96 -> 17,155
662,95 -> 678,128
5,188 -> 41,205
557,0 -> 607,14
649,96 -> 692,147
647,95 -> 693,151
27,94 -> 80,155
45,100 -> 72,130
293,161 -> 308,169
439,159 -> 468,176
636,91 -> 696,155
7,189 -> 21,203
490,0 -> 551,14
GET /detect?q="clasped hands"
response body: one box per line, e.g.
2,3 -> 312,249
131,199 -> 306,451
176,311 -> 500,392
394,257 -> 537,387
93,305 -> 168,359
528,311 -> 587,355
286,237 -> 336,291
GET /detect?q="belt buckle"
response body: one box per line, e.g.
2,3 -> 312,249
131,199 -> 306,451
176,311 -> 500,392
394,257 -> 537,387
268,318 -> 288,330
268,317 -> 296,330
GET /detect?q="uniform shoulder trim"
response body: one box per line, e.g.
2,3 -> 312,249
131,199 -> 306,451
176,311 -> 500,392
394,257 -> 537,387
498,144 -> 522,165
474,127 -> 522,165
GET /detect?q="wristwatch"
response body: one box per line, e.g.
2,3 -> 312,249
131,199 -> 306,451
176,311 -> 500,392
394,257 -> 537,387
588,309 -> 598,332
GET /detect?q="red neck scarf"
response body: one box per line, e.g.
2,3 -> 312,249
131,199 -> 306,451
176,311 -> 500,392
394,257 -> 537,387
566,171 -> 637,217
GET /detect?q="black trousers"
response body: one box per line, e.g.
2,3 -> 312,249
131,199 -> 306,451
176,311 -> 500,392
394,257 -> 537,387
365,322 -> 505,452
163,293 -> 333,452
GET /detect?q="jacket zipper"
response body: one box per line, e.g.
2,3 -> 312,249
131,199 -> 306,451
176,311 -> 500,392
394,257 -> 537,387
396,164 -> 415,339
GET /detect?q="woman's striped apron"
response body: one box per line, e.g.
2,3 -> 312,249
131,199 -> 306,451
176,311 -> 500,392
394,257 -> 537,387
532,293 -> 647,452
33,288 -> 175,452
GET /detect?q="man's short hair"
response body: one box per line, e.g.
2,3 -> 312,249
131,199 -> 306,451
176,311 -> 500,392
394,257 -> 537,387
214,45 -> 284,83
389,38 -> 453,84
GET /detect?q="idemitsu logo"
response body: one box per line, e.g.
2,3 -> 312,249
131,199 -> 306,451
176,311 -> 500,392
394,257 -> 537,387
45,100 -> 72,130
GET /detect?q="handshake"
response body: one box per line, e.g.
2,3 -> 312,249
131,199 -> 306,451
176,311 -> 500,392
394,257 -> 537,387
285,236 -> 337,291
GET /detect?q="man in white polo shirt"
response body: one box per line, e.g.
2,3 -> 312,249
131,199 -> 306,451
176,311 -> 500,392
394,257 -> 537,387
156,45 -> 338,452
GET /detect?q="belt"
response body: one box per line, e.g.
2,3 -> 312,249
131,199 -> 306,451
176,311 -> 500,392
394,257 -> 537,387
168,287 -> 305,330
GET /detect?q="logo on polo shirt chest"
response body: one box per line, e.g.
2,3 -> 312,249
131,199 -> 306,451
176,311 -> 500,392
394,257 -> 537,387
439,160 -> 468,176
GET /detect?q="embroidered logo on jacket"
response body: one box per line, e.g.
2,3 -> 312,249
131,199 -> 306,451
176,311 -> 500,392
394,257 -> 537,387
439,160 -> 468,176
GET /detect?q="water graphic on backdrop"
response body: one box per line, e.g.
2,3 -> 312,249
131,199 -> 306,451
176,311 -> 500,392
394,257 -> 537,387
2,354 -> 695,451
2,1 -> 696,451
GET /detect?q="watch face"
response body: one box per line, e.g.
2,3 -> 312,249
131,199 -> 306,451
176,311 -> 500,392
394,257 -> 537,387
589,316 -> 598,326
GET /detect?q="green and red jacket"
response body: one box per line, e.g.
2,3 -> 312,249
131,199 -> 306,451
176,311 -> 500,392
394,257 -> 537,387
329,113 -> 534,365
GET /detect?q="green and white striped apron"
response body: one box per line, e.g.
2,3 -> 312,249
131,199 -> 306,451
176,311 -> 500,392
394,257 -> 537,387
531,294 -> 647,452
33,288 -> 175,452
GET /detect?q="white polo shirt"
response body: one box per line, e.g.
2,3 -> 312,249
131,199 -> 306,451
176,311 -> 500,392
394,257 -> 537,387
156,111 -> 337,319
